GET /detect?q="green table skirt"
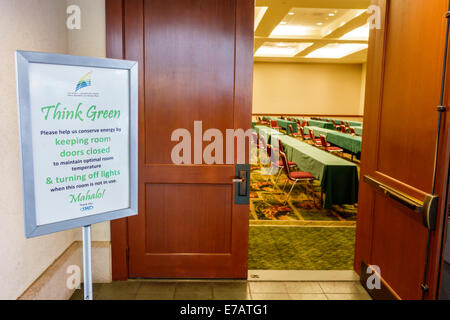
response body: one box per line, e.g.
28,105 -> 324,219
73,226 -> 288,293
276,135 -> 358,208
307,120 -> 335,130
277,119 -> 298,134
326,132 -> 362,154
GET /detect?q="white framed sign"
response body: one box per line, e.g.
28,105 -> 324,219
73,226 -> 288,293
16,51 -> 138,238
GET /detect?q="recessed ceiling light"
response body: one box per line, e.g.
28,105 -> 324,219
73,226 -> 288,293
288,12 -> 295,15
255,42 -> 314,57
340,24 -> 370,40
254,6 -> 268,31
280,21 -> 287,25
270,25 -> 312,37
328,13 -> 335,17
305,43 -> 368,59
317,22 -> 323,26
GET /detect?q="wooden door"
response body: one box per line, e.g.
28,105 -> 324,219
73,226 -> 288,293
355,0 -> 450,299
106,0 -> 254,279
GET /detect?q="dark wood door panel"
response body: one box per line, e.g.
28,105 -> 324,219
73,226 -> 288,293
144,0 -> 237,165
145,183 -> 232,254
110,0 -> 254,279
370,193 -> 429,299
374,0 -> 446,196
356,0 -> 450,299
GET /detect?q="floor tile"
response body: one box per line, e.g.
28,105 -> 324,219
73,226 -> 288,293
135,293 -> 174,300
137,282 -> 177,295
213,292 -> 252,300
252,293 -> 290,300
96,281 -> 140,300
289,293 -> 327,300
174,282 -> 214,300
326,293 -> 372,300
248,282 -> 287,294
284,282 -> 323,294
319,281 -> 366,294
212,282 -> 249,293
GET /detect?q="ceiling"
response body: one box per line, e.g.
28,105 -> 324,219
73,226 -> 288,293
254,0 -> 371,64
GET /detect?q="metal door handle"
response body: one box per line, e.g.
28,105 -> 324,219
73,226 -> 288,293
234,164 -> 250,204
363,175 -> 439,230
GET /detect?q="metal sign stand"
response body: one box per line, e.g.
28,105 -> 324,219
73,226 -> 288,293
82,225 -> 93,300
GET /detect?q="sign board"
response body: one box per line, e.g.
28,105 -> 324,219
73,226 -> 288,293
16,51 -> 138,238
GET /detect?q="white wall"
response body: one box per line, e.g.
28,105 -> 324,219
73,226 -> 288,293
0,0 -> 77,300
0,0 -> 109,299
253,62 -> 364,116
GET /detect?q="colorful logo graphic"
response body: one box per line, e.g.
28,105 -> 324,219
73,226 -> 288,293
75,72 -> 92,92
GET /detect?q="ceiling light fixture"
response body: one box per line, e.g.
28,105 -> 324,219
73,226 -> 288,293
254,6 -> 268,31
340,24 -> 370,40
255,42 -> 314,57
270,25 -> 312,37
305,43 -> 368,59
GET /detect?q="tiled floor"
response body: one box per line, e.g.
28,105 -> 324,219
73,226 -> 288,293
71,280 -> 372,300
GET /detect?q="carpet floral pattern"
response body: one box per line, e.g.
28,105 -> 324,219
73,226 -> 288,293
249,165 -> 357,227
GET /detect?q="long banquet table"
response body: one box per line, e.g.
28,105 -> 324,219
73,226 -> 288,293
307,120 -> 335,130
276,119 -> 298,134
275,135 -> 359,208
305,126 -> 362,154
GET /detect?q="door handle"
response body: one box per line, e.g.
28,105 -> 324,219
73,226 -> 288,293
363,175 -> 439,230
234,164 -> 250,204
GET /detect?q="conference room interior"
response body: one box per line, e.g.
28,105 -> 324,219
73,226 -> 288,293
248,3 -> 368,275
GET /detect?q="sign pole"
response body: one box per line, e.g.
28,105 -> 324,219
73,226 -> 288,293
82,225 -> 93,300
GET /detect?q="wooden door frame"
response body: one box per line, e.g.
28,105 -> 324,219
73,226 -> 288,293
355,0 -> 450,299
106,0 -> 129,280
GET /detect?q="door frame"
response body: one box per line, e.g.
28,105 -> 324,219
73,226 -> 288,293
355,0 -> 450,299
106,0 -> 129,280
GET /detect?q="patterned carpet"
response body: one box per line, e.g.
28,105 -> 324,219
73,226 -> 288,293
249,165 -> 358,227
248,144 -> 358,270
248,226 -> 356,270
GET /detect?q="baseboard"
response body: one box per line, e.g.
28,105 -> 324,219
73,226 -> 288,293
360,261 -> 400,300
18,241 -> 111,300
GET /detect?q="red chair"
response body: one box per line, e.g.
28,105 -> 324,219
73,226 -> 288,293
332,120 -> 342,130
270,120 -> 282,131
319,134 -> 343,156
299,127 -> 312,141
251,132 -> 262,149
288,124 -> 301,137
348,128 -> 356,136
265,145 -> 296,185
257,116 -> 269,125
279,151 -> 315,204
309,129 -> 327,147
258,134 -> 268,151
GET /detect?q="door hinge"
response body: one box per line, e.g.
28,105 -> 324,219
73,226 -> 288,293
126,247 -> 129,260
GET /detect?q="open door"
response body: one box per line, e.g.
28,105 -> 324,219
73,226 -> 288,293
107,0 -> 254,279
355,0 -> 450,299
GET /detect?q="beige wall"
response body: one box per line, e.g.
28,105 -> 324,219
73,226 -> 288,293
0,0 -> 77,300
0,0 -> 109,299
253,62 -> 364,116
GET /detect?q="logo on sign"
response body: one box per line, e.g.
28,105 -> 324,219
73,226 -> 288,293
75,72 -> 92,92
81,205 -> 94,212
68,72 -> 99,98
